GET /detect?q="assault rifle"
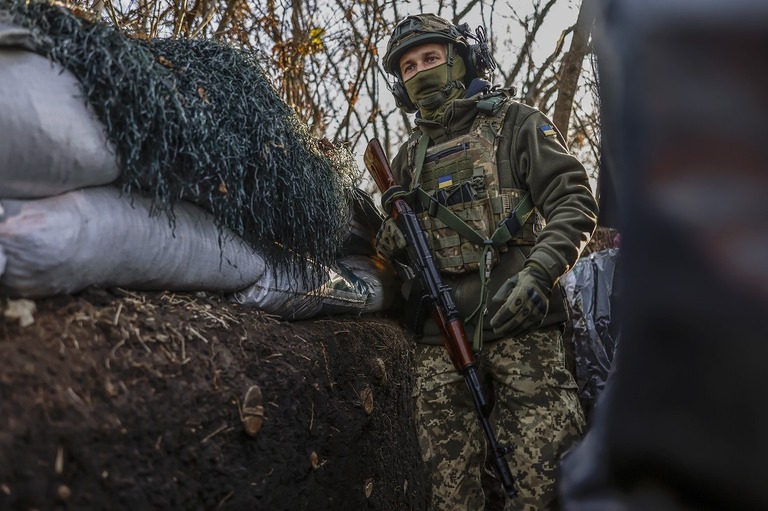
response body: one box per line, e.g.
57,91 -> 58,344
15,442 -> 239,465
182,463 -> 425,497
364,138 -> 517,498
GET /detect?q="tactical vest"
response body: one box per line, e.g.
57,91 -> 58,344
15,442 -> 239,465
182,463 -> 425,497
406,94 -> 545,275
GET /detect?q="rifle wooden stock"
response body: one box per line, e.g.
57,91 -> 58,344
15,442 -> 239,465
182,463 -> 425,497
364,138 -> 517,498
363,139 -> 398,200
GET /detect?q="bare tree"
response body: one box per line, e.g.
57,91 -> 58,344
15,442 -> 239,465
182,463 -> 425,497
552,0 -> 596,135
498,0 -> 560,98
372,1 -> 599,170
72,0 -> 599,183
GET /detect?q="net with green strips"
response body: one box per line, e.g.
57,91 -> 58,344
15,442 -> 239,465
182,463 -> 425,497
1,0 -> 360,287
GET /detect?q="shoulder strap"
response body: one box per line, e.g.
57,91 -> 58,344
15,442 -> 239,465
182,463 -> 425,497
491,192 -> 535,245
410,133 -> 430,191
476,94 -> 506,116
406,94 -> 534,351
411,187 -> 534,249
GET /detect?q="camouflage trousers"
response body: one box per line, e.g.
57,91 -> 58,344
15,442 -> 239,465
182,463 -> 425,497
413,327 -> 585,511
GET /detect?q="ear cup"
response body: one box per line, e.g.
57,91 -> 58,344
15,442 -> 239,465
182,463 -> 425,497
467,41 -> 496,80
393,79 -> 417,112
467,46 -> 480,79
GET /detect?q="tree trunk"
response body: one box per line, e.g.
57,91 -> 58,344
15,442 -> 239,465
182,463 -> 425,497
552,0 -> 596,136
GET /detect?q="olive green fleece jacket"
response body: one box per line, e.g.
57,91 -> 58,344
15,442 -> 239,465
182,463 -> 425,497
390,93 -> 598,344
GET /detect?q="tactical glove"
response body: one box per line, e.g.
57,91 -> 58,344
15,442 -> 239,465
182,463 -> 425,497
489,262 -> 552,337
375,216 -> 407,260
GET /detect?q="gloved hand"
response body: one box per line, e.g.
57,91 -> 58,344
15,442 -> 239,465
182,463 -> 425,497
375,216 -> 407,260
489,262 -> 552,337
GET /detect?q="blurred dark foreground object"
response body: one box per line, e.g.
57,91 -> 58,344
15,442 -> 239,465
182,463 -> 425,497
560,0 -> 768,509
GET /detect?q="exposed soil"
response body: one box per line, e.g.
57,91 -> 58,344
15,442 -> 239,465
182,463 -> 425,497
0,227 -> 618,511
0,287 -> 428,511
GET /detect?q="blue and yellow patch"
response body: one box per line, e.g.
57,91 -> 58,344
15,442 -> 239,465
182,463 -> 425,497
538,124 -> 557,138
437,175 -> 453,189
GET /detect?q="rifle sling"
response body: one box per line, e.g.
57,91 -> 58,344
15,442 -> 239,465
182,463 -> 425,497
410,187 -> 535,249
407,132 -> 536,352
403,185 -> 535,351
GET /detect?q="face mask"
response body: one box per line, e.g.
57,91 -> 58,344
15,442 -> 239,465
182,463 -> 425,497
404,55 -> 467,121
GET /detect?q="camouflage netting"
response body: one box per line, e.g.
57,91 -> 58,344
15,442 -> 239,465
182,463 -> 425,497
1,0 -> 359,285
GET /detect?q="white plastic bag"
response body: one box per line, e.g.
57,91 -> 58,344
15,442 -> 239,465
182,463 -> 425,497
0,187 -> 267,296
0,25 -> 119,198
231,255 -> 396,320
0,184 -> 397,319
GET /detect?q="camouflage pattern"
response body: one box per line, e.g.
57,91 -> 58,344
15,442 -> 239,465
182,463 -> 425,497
389,96 -> 598,343
411,100 -> 545,274
413,327 -> 585,510
386,55 -> 597,510
390,97 -> 597,288
382,13 -> 468,76
375,216 -> 407,260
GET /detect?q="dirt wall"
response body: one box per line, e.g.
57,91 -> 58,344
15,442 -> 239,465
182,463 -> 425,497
0,288 -> 428,510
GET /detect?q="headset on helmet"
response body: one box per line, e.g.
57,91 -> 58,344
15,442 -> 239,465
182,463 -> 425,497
457,23 -> 497,81
383,13 -> 498,112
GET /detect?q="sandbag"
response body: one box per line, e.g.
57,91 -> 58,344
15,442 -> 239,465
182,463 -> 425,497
0,186 -> 396,320
0,187 -> 266,296
1,6 -> 357,279
329,255 -> 396,314
0,23 -> 119,198
232,255 -> 396,320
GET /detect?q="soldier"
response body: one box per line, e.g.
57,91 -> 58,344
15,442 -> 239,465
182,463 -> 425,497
375,13 -> 599,510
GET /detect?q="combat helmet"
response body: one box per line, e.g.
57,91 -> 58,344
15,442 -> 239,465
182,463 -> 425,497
383,13 -> 497,112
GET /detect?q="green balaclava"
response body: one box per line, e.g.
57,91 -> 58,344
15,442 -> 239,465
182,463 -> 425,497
404,48 -> 467,122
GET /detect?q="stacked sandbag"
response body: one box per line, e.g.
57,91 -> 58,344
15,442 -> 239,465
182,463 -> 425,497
0,23 -> 119,198
0,188 -> 269,296
0,186 -> 393,317
1,1 -> 358,280
0,20 -> 267,298
0,7 -> 392,319
233,255 -> 396,320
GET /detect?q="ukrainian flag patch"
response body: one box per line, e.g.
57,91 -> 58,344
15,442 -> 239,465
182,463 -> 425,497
538,124 -> 557,138
438,175 -> 453,189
